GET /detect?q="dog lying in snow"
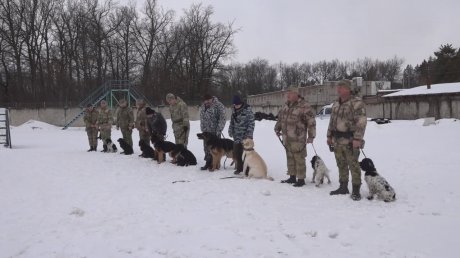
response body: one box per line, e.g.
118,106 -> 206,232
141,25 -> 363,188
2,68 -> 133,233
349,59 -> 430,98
359,158 -> 396,202
104,139 -> 118,153
241,139 -> 273,181
310,155 -> 331,187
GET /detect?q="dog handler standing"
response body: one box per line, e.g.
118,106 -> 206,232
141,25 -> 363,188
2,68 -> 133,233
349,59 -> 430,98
83,104 -> 99,152
166,93 -> 190,147
327,79 -> 367,200
116,99 -> 134,148
199,94 -> 226,170
275,87 -> 316,187
98,100 -> 113,152
228,95 -> 255,175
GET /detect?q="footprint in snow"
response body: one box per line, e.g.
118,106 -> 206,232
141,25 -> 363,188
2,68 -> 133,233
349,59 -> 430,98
328,232 -> 339,239
69,207 -> 85,217
305,231 -> 318,237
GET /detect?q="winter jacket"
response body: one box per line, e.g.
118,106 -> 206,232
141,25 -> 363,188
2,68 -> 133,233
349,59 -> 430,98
83,109 -> 99,131
169,97 -> 190,133
147,111 -> 167,137
135,105 -> 148,131
327,96 -> 367,145
116,106 -> 134,130
228,103 -> 255,143
97,107 -> 113,130
199,96 -> 226,134
274,97 -> 316,152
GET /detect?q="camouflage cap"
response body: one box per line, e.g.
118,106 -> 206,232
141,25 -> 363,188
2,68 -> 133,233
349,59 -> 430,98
166,93 -> 175,100
337,79 -> 352,90
286,86 -> 300,94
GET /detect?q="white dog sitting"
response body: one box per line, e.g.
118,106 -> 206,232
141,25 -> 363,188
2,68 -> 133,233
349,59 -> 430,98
242,139 -> 273,181
359,158 -> 396,202
310,155 -> 331,187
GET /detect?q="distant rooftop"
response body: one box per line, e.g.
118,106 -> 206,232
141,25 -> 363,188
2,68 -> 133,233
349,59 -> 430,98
383,82 -> 460,97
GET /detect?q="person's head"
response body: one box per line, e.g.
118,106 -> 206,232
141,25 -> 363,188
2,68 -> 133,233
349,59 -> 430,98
136,99 -> 145,108
203,94 -> 213,107
286,87 -> 300,103
145,107 -> 155,117
166,93 -> 177,105
232,95 -> 243,109
337,80 -> 352,99
86,104 -> 93,111
100,100 -> 107,108
119,99 -> 127,107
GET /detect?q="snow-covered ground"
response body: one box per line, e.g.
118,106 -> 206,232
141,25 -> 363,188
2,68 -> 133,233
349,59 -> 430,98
1,118 -> 460,258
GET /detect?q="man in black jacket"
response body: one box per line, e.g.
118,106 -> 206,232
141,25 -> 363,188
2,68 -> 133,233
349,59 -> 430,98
146,107 -> 167,140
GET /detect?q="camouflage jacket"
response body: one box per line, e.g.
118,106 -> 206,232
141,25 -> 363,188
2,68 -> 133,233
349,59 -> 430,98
135,106 -> 147,131
274,98 -> 316,152
147,111 -> 167,137
83,109 -> 99,130
327,96 -> 367,145
169,97 -> 190,131
116,106 -> 134,130
228,103 -> 255,143
98,107 -> 113,129
200,96 -> 226,134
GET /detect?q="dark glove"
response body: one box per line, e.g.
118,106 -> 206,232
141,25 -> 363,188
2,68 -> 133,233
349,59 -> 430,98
183,126 -> 189,132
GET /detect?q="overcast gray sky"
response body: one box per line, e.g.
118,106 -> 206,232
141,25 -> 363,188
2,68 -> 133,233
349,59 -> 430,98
130,0 -> 460,66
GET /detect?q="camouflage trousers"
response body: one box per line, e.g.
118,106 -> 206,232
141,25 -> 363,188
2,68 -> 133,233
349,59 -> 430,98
285,144 -> 307,180
100,127 -> 111,143
173,126 -> 189,147
121,128 -> 133,147
138,129 -> 150,146
86,127 -> 98,148
334,144 -> 361,185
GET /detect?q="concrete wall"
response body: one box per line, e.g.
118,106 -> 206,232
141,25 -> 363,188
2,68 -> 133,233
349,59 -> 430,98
9,106 -> 233,127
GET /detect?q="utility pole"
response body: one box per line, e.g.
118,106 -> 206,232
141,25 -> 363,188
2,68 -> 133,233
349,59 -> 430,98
426,64 -> 431,90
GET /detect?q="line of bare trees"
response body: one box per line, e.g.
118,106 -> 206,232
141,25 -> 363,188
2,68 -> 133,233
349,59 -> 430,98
0,0 -> 405,107
0,0 -> 236,106
216,57 -> 404,100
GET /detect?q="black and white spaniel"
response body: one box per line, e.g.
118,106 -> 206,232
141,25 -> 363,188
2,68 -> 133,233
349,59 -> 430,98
360,158 -> 396,202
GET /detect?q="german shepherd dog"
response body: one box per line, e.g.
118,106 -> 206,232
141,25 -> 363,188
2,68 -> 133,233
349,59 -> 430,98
150,133 -> 176,164
197,132 -> 234,171
169,144 -> 197,166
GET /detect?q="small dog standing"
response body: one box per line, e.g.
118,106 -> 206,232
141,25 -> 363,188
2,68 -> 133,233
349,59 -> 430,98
241,139 -> 273,180
359,158 -> 396,202
117,138 -> 133,155
310,155 -> 331,187
104,139 -> 118,153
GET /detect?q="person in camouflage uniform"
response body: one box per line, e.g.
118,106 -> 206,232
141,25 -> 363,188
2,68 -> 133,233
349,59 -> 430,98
228,95 -> 255,174
199,94 -> 226,170
166,93 -> 190,147
135,99 -> 150,146
83,104 -> 99,151
116,99 -> 134,148
327,79 -> 367,201
98,100 -> 113,152
275,87 -> 316,187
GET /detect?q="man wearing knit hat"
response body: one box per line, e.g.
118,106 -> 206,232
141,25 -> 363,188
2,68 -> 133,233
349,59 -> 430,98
327,79 -> 367,200
275,86 -> 316,187
228,95 -> 255,174
166,93 -> 190,147
199,94 -> 226,170
145,107 -> 167,140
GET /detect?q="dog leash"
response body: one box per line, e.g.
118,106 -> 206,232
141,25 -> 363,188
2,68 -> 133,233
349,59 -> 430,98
360,148 -> 367,158
310,143 -> 318,156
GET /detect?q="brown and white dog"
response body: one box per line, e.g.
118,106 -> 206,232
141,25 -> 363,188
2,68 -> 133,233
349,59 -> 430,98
242,139 -> 273,180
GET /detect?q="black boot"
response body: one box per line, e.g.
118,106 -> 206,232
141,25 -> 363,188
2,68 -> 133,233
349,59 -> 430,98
281,175 -> 297,184
87,147 -> 93,152
101,144 -> 107,152
293,179 -> 305,187
330,182 -> 350,195
200,157 -> 212,170
351,184 -> 361,201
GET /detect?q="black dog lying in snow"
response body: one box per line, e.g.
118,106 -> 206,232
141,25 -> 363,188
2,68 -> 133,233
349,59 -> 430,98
359,158 -> 396,202
169,144 -> 197,166
117,138 -> 133,155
